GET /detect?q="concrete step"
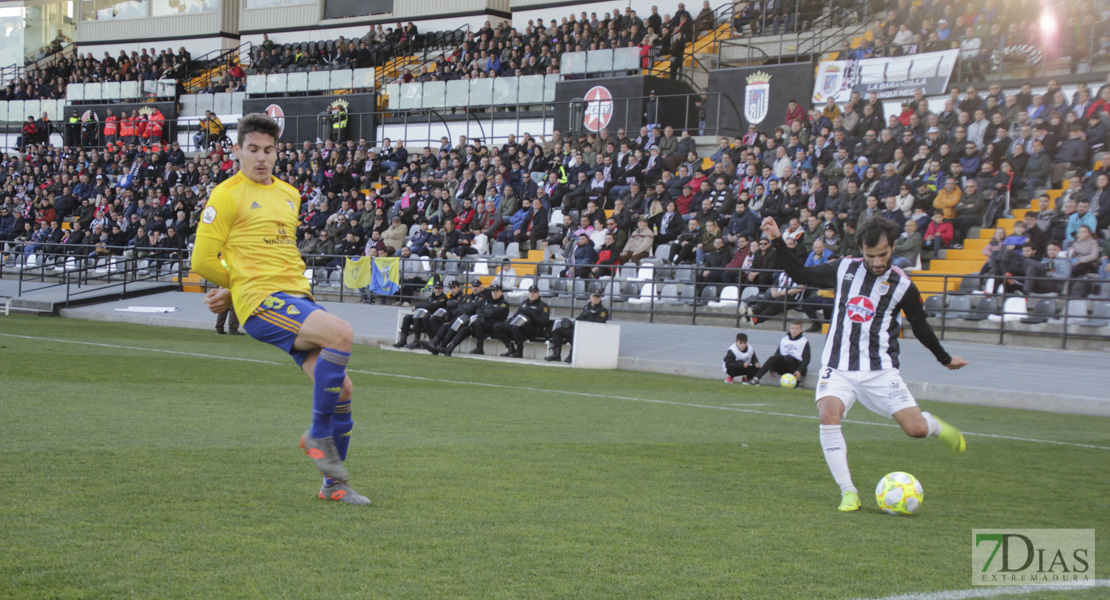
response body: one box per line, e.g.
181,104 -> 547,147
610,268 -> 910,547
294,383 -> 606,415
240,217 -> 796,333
921,259 -> 985,275
943,248 -> 988,261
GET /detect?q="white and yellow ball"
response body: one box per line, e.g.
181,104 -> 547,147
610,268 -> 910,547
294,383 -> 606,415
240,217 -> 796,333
779,373 -> 797,388
875,471 -> 924,516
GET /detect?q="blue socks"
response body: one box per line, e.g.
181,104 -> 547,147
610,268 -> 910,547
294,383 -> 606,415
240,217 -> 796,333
311,348 -> 350,439
324,400 -> 353,487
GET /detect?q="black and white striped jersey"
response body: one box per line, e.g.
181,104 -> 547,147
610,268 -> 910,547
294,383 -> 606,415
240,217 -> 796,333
770,237 -> 951,371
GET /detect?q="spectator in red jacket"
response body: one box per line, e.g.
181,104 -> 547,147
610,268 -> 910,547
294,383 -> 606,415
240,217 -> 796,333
784,99 -> 808,128
923,210 -> 953,251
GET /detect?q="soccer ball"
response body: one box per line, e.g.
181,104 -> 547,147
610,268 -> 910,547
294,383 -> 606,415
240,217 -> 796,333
875,472 -> 924,516
779,373 -> 797,388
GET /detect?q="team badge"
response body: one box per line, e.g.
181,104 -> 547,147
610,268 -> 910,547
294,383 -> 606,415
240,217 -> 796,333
287,200 -> 296,212
819,65 -> 842,101
878,282 -> 890,295
846,296 -> 876,323
201,206 -> 217,224
583,86 -> 614,132
264,104 -> 285,139
744,71 -> 771,124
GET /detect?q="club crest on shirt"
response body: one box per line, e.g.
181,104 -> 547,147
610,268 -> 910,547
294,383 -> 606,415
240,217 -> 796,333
878,282 -> 890,295
846,296 -> 875,323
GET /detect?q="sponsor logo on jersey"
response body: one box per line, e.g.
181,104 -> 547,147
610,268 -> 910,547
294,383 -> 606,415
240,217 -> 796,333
250,201 -> 261,209
846,295 -> 876,323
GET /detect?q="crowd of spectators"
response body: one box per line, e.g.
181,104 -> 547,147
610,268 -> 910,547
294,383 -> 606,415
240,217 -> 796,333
247,3 -> 725,84
1,46 -> 193,102
841,0 -> 1110,77
5,67 -> 1110,317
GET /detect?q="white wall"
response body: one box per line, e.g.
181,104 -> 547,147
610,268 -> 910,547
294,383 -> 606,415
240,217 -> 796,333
241,14 -> 509,48
510,0 -> 692,33
378,117 -> 553,149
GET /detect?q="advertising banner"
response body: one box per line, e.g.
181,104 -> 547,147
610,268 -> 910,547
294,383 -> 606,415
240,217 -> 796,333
554,76 -> 697,136
705,63 -> 814,135
242,93 -> 377,144
812,49 -> 960,104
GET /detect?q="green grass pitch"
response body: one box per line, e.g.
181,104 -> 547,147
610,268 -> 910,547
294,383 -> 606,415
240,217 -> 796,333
1,315 -> 1107,599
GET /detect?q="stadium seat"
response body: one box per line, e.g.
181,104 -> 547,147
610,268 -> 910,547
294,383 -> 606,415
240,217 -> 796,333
1020,298 -> 1057,324
505,277 -> 533,302
505,242 -> 519,258
659,283 -> 679,304
653,243 -> 672,261
614,281 -> 640,302
1076,302 -> 1110,328
988,297 -> 1027,323
666,284 -> 694,305
946,295 -> 972,319
536,276 -> 556,298
1050,299 -> 1090,326
629,264 -> 655,282
628,283 -> 657,305
491,241 -> 506,256
672,266 -> 695,282
698,285 -> 717,304
924,294 -> 945,318
955,273 -> 981,295
708,286 -> 740,308
963,296 -> 999,321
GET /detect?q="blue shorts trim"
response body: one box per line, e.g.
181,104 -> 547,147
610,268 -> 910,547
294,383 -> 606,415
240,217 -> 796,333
243,292 -> 325,367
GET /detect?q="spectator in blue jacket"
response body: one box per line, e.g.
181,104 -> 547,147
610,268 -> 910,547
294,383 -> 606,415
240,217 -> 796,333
1064,200 -> 1098,249
571,232 -> 599,278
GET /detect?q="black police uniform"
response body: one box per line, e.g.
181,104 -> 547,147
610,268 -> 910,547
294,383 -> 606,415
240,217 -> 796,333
546,298 -> 609,362
426,285 -> 489,349
440,288 -> 511,356
418,285 -> 462,341
492,290 -> 550,358
393,290 -> 449,348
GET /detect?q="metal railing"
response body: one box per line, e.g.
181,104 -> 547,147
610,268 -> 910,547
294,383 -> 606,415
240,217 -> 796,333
183,42 -> 254,95
206,247 -> 1110,348
715,0 -> 873,69
3,243 -> 188,308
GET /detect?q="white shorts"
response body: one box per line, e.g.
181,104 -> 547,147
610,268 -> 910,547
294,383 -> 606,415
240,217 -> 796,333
814,367 -> 918,419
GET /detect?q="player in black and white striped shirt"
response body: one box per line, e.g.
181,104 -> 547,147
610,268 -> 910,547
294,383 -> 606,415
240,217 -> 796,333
761,216 -> 969,512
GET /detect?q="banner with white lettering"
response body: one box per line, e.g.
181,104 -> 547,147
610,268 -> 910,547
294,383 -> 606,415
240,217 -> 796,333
812,49 -> 960,104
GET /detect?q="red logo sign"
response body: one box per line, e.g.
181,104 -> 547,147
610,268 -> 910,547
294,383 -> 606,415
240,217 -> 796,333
264,104 -> 285,138
583,86 -> 613,132
846,296 -> 876,323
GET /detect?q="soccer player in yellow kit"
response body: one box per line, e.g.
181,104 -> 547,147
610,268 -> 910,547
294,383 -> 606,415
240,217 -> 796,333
191,113 -> 370,505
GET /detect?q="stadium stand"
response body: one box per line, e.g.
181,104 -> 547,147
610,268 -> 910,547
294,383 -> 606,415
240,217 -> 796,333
2,0 -> 1110,350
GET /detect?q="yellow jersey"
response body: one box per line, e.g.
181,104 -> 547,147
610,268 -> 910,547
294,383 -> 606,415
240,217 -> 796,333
191,171 -> 313,320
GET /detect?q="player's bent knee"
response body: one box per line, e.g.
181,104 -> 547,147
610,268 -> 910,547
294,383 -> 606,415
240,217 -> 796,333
340,376 -> 354,402
817,396 -> 845,425
902,421 -> 929,438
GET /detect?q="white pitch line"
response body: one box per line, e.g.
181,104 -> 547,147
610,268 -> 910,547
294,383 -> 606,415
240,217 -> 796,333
854,579 -> 1110,600
3,332 -> 1109,451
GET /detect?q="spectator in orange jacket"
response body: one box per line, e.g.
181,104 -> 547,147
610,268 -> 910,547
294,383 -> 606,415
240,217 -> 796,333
932,177 -> 961,219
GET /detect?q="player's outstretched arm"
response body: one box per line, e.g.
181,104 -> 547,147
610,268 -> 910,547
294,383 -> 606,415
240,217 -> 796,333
761,217 -> 839,289
899,283 -> 964,368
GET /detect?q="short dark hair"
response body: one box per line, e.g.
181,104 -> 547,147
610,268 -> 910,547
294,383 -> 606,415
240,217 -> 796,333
735,332 -> 748,342
855,216 -> 901,249
237,113 -> 281,146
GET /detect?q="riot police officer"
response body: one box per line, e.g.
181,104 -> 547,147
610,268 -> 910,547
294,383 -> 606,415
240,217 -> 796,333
546,290 -> 610,362
436,283 -> 510,357
423,279 -> 487,352
393,278 -> 450,348
492,285 -> 550,358
415,279 -> 462,343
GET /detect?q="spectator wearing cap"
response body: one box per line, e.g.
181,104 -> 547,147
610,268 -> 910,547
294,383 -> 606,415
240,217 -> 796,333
492,285 -> 550,358
394,278 -> 451,348
434,283 -> 510,357
424,279 -> 488,353
546,290 -> 610,363
381,215 -> 407,254
415,279 -> 462,344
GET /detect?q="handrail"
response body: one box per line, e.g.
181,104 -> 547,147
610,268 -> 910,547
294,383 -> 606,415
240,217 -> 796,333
379,23 -> 472,87
715,0 -> 874,69
183,42 -> 253,95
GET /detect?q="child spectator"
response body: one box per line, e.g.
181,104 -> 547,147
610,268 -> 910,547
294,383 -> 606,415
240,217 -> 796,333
722,332 -> 760,384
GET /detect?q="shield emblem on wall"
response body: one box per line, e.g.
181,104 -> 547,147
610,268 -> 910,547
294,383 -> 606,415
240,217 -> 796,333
744,71 -> 771,124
